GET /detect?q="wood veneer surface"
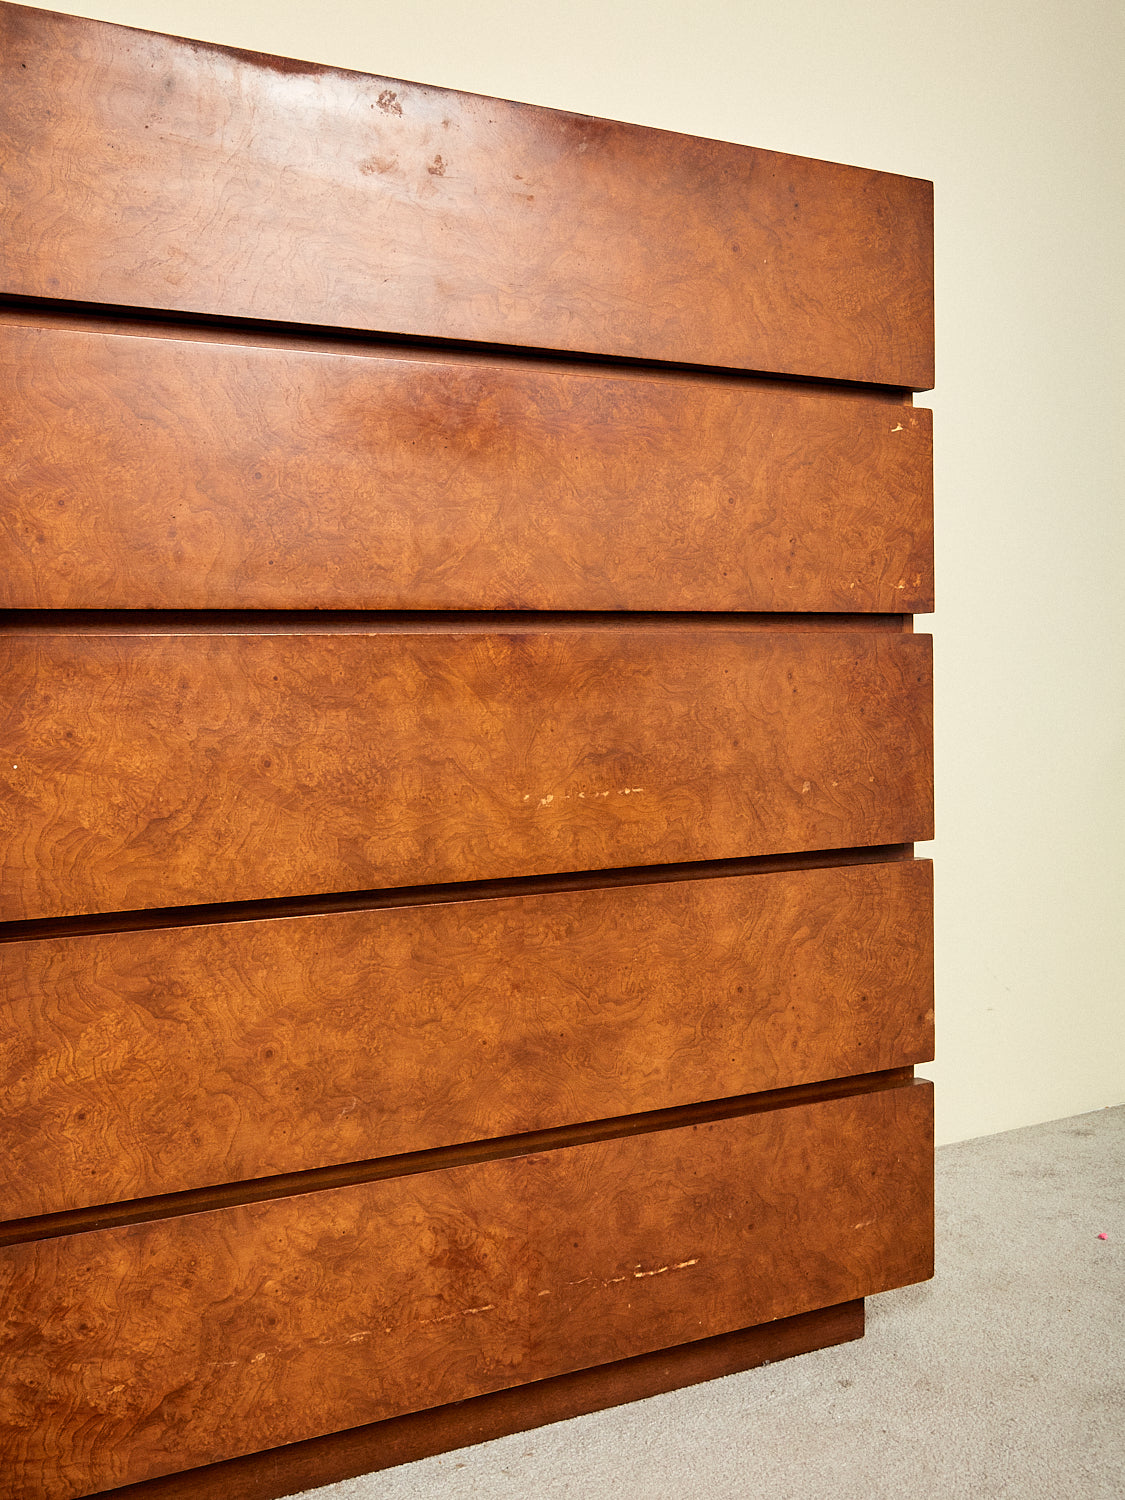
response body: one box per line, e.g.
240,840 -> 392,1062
0,1082 -> 933,1500
0,860 -> 934,1216
0,627 -> 934,920
88,1303 -> 866,1500
0,13 -> 936,1497
0,323 -> 933,612
0,3 -> 933,386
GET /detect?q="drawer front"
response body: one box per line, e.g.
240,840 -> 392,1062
0,323 -> 933,613
0,627 -> 933,920
0,9 -> 932,387
1,860 -> 933,1216
0,1081 -> 933,1499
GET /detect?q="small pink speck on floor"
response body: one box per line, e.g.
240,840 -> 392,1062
1097,1233 -> 1108,1241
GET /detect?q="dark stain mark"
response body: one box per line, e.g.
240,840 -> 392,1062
254,56 -> 330,76
359,154 -> 397,176
427,154 -> 447,177
183,35 -> 333,77
377,89 -> 402,116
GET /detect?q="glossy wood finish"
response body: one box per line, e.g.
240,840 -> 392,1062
95,1301 -> 865,1500
0,1081 -> 932,1499
0,1070 -> 917,1251
0,843 -> 919,945
0,5 -> 933,387
0,11 -> 935,1494
0,626 -> 934,920
0,322 -> 934,612
0,860 -> 933,1217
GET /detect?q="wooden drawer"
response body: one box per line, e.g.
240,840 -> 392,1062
0,625 -> 933,920
0,1079 -> 933,1500
0,8 -> 933,387
0,859 -> 933,1217
0,321 -> 933,613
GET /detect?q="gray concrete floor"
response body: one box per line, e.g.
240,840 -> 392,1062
293,1104 -> 1124,1500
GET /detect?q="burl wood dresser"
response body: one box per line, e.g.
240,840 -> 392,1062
0,5 -> 935,1496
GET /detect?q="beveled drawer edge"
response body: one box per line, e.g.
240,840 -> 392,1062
0,1069 -> 920,1249
0,842 -> 917,945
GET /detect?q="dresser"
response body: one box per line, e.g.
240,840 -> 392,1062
0,5 -> 935,1496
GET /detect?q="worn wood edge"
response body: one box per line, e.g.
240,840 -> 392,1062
0,1071 -> 919,1247
0,299 -> 921,401
80,1300 -> 865,1500
0,844 -> 917,945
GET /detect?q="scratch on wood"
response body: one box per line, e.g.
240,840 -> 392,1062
633,1258 -> 699,1279
419,1302 -> 496,1326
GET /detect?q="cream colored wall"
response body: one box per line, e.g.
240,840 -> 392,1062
38,0 -> 1125,1145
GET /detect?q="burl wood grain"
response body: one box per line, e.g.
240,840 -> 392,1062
0,322 -> 934,612
83,1305 -> 865,1500
0,4 -> 933,387
0,626 -> 934,920
0,860 -> 934,1217
0,1082 -> 933,1499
